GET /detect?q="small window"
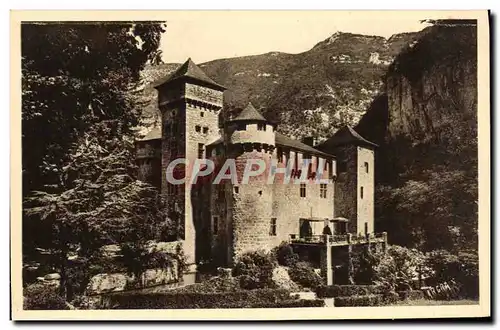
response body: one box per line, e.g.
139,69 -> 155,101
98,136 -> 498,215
234,186 -> 239,194
195,125 -> 201,132
360,186 -> 364,199
320,183 -> 327,198
200,112 -> 204,117
257,123 -> 266,131
364,222 -> 368,235
213,217 -> 219,234
203,127 -> 209,134
236,123 -> 246,131
198,143 -> 204,159
277,147 -> 284,163
300,183 -> 306,198
364,162 -> 369,173
270,218 -> 277,236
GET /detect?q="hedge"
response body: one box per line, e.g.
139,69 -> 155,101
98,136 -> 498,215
252,299 -> 325,308
102,288 -> 293,309
334,294 -> 384,307
397,290 -> 424,301
316,285 -> 385,298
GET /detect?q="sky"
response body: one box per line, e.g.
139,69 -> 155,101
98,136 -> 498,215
159,11 -> 432,64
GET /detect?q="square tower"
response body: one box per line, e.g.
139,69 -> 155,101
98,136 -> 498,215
317,126 -> 377,235
153,58 -> 225,266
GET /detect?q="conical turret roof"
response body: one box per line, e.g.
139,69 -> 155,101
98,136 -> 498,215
153,58 -> 225,90
231,103 -> 268,122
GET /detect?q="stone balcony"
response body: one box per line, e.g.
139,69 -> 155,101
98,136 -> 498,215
289,232 -> 387,247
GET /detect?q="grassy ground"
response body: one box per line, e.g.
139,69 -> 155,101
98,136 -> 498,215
394,299 -> 479,306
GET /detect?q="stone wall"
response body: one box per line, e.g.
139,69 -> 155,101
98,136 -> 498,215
229,149 -> 274,262
334,145 -> 358,233
85,263 -> 179,296
183,83 -> 223,266
271,152 -> 335,246
356,146 -> 375,235
136,139 -> 162,188
229,123 -> 275,145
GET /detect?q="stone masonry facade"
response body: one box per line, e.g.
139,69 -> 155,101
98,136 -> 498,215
135,59 -> 377,267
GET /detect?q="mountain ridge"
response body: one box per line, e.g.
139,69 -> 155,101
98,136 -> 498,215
139,30 -> 426,140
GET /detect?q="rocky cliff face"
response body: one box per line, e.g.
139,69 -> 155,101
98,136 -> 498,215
355,21 -> 478,251
139,31 -> 422,140
357,22 -> 477,174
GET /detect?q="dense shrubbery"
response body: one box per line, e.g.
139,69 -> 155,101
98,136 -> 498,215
316,285 -> 384,298
252,299 -> 325,308
334,294 -> 384,307
172,276 -> 242,294
275,241 -> 299,267
288,262 -> 323,289
397,290 -> 424,301
426,250 -> 478,299
373,245 -> 427,292
102,288 -> 293,309
232,250 -> 277,290
23,284 -> 69,310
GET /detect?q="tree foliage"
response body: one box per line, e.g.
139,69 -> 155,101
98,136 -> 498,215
22,22 -> 167,298
22,22 -> 166,196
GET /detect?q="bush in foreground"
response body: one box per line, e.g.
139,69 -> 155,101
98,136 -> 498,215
274,242 -> 299,267
23,284 -> 69,310
397,290 -> 425,301
102,288 -> 293,309
232,250 -> 276,290
334,294 -> 383,307
288,262 -> 323,289
316,285 -> 384,298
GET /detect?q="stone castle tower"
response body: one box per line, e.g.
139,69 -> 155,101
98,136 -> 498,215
137,58 -> 380,270
213,103 -> 277,265
153,58 -> 226,266
317,126 -> 377,235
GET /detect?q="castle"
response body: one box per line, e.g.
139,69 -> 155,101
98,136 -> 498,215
135,58 -> 383,275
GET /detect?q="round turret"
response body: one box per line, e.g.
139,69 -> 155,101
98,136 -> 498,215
224,103 -> 276,151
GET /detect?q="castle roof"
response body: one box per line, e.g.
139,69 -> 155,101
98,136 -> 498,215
137,126 -> 161,141
317,126 -> 378,149
275,133 -> 334,158
153,58 -> 226,91
230,103 -> 268,122
207,132 -> 334,158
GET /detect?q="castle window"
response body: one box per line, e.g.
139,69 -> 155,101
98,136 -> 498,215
234,186 -> 239,194
200,111 -> 204,117
364,162 -> 369,173
257,123 -> 266,131
195,125 -> 201,132
360,186 -> 364,199
320,184 -> 327,198
203,127 -> 209,134
300,183 -> 306,198
198,143 -> 205,159
364,222 -> 368,235
236,123 -> 246,131
213,217 -> 219,234
270,218 -> 277,236
277,147 -> 284,163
